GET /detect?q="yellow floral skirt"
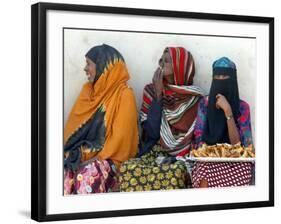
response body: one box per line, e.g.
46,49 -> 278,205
119,145 -> 189,192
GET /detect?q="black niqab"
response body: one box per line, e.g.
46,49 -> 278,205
202,67 -> 240,145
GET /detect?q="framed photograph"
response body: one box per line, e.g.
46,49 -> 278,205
31,2 -> 274,222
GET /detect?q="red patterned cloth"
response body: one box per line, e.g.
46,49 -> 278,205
192,162 -> 253,188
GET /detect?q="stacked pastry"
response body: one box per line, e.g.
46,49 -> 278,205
191,143 -> 255,158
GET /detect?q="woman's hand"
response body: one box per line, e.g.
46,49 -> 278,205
216,94 -> 241,145
153,67 -> 164,101
215,94 -> 232,116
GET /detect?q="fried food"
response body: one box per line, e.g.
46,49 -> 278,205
191,143 -> 255,158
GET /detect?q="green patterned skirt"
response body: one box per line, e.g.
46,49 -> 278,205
119,145 -> 189,192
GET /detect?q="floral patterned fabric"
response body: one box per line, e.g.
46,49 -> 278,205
64,158 -> 119,195
119,145 -> 189,192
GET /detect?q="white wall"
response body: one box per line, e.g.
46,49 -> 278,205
1,0 -> 280,224
64,29 -> 256,141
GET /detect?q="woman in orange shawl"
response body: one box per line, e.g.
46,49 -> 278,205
64,44 -> 138,194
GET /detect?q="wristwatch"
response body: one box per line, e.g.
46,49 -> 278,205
226,114 -> 233,120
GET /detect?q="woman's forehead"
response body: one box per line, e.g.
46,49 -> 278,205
86,57 -> 95,65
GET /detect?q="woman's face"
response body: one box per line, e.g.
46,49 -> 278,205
159,52 -> 174,84
84,57 -> 96,83
213,74 -> 230,80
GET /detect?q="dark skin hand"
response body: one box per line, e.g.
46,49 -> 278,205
153,67 -> 164,100
216,93 -> 240,145
153,51 -> 174,101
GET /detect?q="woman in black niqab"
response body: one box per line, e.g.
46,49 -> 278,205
202,57 -> 241,145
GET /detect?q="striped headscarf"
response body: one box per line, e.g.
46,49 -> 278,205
140,47 -> 204,156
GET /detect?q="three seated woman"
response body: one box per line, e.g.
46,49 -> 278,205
64,44 -> 254,194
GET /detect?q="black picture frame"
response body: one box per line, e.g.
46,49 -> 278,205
31,2 -> 274,222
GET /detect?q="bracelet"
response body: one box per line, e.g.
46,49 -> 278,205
226,114 -> 233,120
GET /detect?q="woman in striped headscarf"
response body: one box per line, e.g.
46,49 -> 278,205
139,47 -> 204,157
63,44 -> 138,194
118,47 -> 204,192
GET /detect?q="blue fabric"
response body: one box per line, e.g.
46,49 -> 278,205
138,99 -> 162,157
212,57 -> 236,70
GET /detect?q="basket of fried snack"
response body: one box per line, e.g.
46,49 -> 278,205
190,143 -> 255,162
